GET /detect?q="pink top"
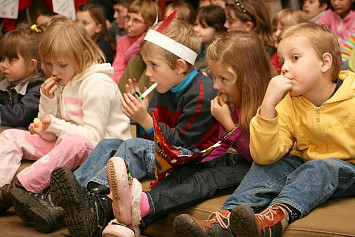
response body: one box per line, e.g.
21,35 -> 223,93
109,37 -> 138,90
317,9 -> 355,49
111,33 -> 146,83
201,108 -> 252,163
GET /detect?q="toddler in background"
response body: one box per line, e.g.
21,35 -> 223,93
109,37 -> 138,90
224,0 -> 276,58
77,3 -> 114,64
0,24 -> 44,131
1,18 -> 131,231
194,5 -> 226,79
302,0 -> 328,22
112,0 -> 159,83
271,9 -> 309,74
317,0 -> 355,48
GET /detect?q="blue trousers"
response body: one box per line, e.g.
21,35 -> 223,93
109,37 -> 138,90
222,156 -> 355,217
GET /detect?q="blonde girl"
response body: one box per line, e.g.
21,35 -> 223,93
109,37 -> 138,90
0,17 -> 131,219
0,23 -> 44,130
76,3 -> 114,63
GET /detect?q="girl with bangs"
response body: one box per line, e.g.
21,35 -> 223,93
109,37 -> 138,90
76,3 -> 114,64
0,23 -> 45,131
0,17 -> 131,231
224,0 -> 276,59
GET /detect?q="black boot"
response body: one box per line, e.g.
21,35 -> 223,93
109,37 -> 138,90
0,177 -> 23,214
50,167 -> 113,237
10,188 -> 65,233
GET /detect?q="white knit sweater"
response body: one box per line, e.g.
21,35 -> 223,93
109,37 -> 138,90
38,63 -> 131,143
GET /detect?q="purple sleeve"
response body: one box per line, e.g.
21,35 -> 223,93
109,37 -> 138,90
201,110 -> 252,163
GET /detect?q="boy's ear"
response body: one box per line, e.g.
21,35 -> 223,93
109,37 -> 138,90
321,52 -> 332,73
29,59 -> 38,71
175,59 -> 188,75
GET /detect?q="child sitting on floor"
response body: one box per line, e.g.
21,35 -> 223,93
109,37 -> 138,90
174,22 -> 355,237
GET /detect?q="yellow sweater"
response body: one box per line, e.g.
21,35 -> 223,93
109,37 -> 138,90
250,71 -> 355,165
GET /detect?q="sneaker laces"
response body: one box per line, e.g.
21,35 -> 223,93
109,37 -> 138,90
208,211 -> 231,229
255,203 -> 290,237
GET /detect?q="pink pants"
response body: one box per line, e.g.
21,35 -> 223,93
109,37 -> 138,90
0,129 -> 94,192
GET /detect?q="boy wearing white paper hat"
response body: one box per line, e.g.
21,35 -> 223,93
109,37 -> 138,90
18,11 -> 220,237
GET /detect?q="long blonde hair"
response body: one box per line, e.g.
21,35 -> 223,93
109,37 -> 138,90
207,31 -> 276,135
39,16 -> 105,77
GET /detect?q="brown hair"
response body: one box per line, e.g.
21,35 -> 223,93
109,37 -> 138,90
164,1 -> 196,25
225,0 -> 274,48
141,18 -> 200,74
278,22 -> 342,81
128,0 -> 160,28
208,31 -> 277,134
272,9 -> 309,29
39,17 -> 105,77
77,3 -> 108,42
196,5 -> 226,34
0,23 -> 44,82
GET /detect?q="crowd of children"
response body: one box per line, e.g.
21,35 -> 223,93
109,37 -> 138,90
0,0 -> 355,237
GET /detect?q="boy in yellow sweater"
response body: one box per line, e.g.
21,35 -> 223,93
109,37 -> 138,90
174,22 -> 355,237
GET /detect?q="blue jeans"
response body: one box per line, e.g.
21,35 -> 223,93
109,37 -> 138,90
141,154 -> 251,229
75,137 -> 197,187
222,155 -> 355,217
74,139 -> 124,187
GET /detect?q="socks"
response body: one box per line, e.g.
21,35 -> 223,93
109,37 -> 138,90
140,192 -> 151,218
283,203 -> 300,224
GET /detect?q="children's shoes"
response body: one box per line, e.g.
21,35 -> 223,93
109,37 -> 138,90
106,157 -> 143,235
102,219 -> 135,237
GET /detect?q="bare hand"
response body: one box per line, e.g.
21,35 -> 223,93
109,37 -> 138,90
260,75 -> 293,118
29,115 -> 52,135
41,76 -> 57,99
211,96 -> 235,131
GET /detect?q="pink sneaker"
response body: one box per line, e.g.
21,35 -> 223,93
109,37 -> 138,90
106,157 -> 142,228
102,219 -> 135,237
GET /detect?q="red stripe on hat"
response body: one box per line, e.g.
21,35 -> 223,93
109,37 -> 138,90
156,9 -> 177,33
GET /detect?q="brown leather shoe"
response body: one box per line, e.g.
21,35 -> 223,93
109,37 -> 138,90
0,177 -> 23,214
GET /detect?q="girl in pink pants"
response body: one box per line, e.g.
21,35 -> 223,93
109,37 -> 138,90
0,16 -> 131,214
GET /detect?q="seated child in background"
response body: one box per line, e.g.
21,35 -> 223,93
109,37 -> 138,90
76,3 -> 114,64
174,22 -> 355,237
112,0 -> 159,83
36,11 -> 58,30
163,0 -> 196,24
2,17 -> 131,229
0,24 -> 45,130
317,0 -> 355,48
13,16 -> 219,236
108,0 -> 132,50
104,29 -> 276,236
224,0 -> 276,59
271,9 -> 309,74
301,0 -> 328,22
194,5 -> 226,79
